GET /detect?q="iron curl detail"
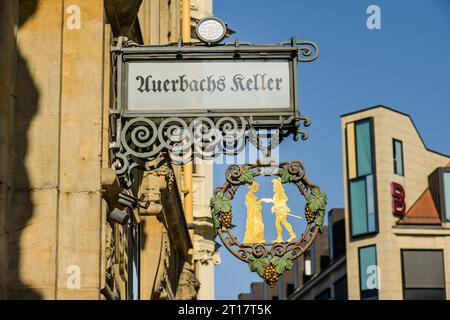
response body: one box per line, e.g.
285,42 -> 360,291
295,41 -> 319,62
112,116 -> 248,185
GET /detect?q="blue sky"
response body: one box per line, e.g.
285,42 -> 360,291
213,0 -> 450,300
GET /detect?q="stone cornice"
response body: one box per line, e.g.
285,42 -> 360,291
104,0 -> 143,42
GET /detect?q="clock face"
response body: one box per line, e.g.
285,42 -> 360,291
196,17 -> 227,43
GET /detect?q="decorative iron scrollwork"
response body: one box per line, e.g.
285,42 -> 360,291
110,114 -> 311,186
296,41 -> 320,62
281,38 -> 319,62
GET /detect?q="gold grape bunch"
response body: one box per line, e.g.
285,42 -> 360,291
263,264 -> 279,288
305,206 -> 316,224
220,212 -> 233,229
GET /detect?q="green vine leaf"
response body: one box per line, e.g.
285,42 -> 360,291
210,191 -> 231,215
248,254 -> 270,277
278,166 -> 297,183
212,211 -> 221,233
239,168 -> 255,184
306,188 -> 327,231
306,188 -> 327,213
270,252 -> 294,275
315,209 -> 325,230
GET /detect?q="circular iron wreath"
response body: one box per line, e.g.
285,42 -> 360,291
210,160 -> 327,286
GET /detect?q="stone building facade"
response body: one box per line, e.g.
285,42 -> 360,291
341,105 -> 450,300
0,0 -> 217,300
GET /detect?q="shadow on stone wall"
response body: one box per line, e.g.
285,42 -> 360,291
4,0 -> 41,299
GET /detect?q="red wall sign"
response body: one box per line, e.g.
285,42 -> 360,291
391,182 -> 406,217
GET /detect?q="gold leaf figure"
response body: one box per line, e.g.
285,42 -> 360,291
243,182 -> 265,243
262,178 -> 297,243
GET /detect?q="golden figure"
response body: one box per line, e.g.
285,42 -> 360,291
243,182 -> 265,243
261,178 -> 297,243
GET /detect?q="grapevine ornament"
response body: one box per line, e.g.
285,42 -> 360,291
210,161 -> 327,287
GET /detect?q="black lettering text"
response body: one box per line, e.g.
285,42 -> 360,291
231,74 -> 245,91
190,79 -> 199,92
179,75 -> 188,92
163,80 -> 170,92
246,78 -> 253,91
171,79 -> 179,92
217,76 -> 226,91
199,79 -> 206,92
275,78 -> 283,90
207,75 -> 216,94
267,78 -> 274,90
136,76 -> 145,93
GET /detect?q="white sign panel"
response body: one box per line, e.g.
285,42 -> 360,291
126,61 -> 292,111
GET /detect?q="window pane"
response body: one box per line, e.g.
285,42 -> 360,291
350,179 -> 368,236
304,251 -> 312,277
366,175 -> 376,232
361,293 -> 378,300
355,120 -> 373,176
402,250 -> 445,289
403,289 -> 446,300
315,288 -> 331,300
444,172 -> 450,220
286,284 -> 295,297
334,277 -> 348,300
332,219 -> 346,258
359,246 -> 378,299
394,140 -> 404,176
127,221 -> 140,300
328,211 -> 334,259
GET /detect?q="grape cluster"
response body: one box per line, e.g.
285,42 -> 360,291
220,212 -> 233,229
263,264 -> 279,288
305,206 -> 316,224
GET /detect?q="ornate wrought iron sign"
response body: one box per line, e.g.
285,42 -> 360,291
109,36 -> 325,287
127,61 -> 292,112
109,38 -> 318,186
210,161 -> 327,287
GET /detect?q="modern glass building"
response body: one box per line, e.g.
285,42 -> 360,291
341,105 -> 450,300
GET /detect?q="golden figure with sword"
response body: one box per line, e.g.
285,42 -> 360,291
261,178 -> 298,243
